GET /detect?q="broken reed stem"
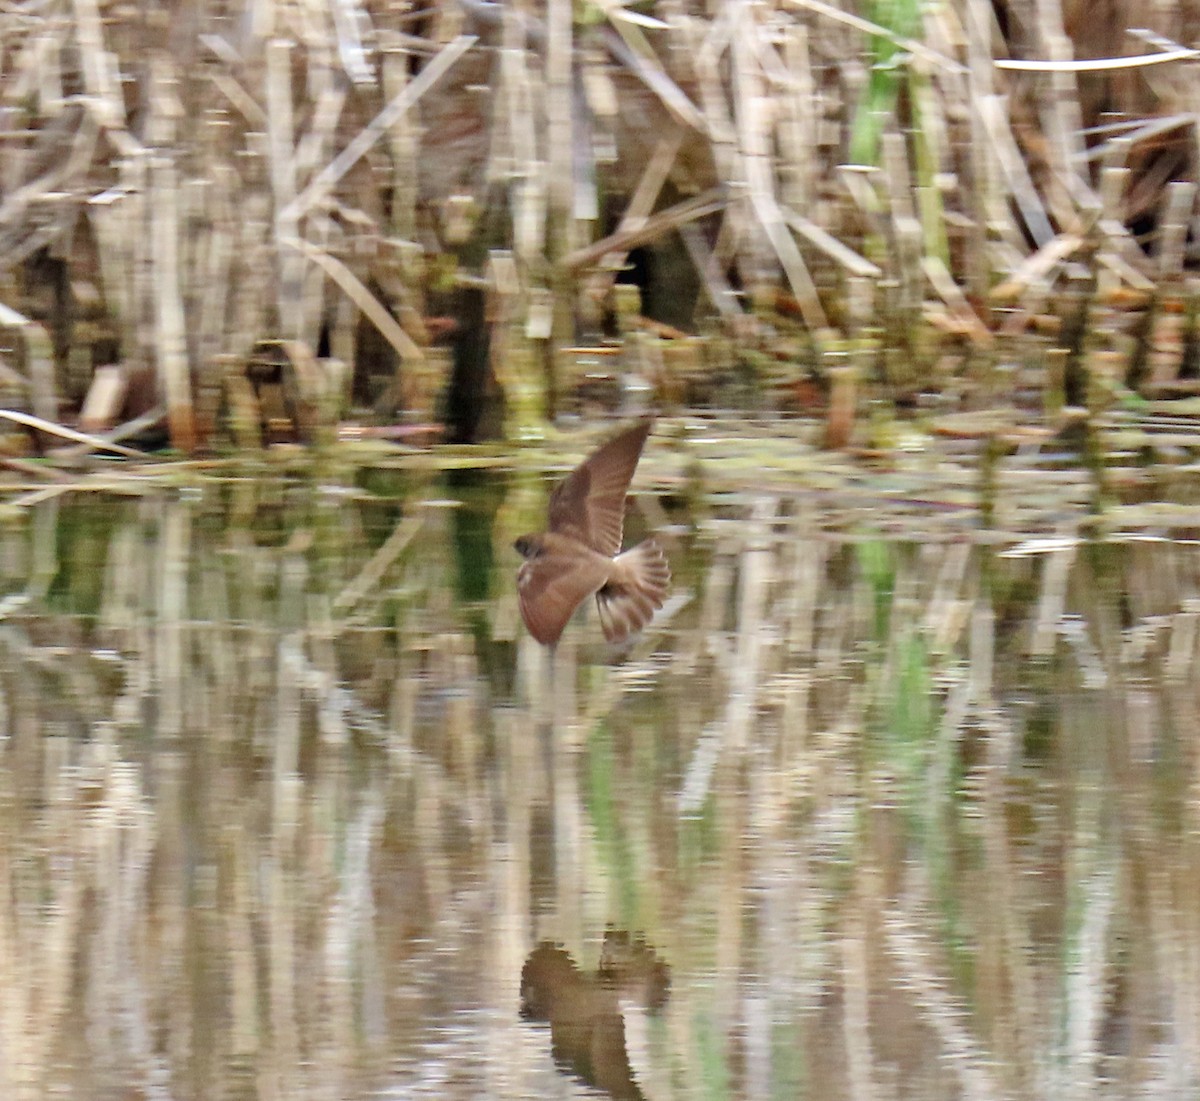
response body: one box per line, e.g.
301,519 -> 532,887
560,187 -> 731,273
284,235 -> 425,369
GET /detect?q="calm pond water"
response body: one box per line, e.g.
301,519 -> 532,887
3,456 -> 1200,1100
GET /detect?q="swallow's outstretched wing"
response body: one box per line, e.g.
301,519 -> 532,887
547,419 -> 652,557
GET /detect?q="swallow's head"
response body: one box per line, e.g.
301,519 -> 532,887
513,534 -> 542,559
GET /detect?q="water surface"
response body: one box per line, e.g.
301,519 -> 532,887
1,467 -> 1198,1100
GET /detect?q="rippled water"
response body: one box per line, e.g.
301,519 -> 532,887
2,463 -> 1199,1100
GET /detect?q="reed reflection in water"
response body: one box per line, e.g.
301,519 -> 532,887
1,478 -> 1199,1100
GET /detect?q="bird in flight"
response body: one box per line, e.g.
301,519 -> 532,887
515,418 -> 670,646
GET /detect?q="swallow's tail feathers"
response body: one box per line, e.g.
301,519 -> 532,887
595,539 -> 670,643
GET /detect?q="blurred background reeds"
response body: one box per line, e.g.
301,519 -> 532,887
8,1 -> 1200,449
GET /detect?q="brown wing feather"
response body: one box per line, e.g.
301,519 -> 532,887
517,547 -> 612,646
547,419 -> 652,557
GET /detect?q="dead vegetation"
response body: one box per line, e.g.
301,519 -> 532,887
3,1 -> 1200,455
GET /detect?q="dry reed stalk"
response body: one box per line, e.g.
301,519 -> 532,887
194,158 -> 236,371
483,16 -> 515,187
284,33 -> 477,224
0,458 -> 75,484
560,187 -> 730,273
997,46 -> 1200,74
325,287 -> 358,377
602,13 -> 707,136
88,172 -> 137,360
881,129 -> 923,309
923,256 -> 991,347
1083,347 -> 1122,415
1147,182 -> 1196,387
71,0 -> 125,130
266,38 -> 302,340
207,66 -> 269,129
142,55 -> 195,452
1,107 -> 102,264
109,107 -> 152,268
913,64 -> 952,258
150,156 -> 195,452
976,92 -> 1055,250
689,4 -> 738,183
0,408 -> 144,457
382,36 -> 418,243
487,251 -> 540,435
679,221 -> 743,320
0,301 -> 57,426
178,175 -> 208,375
295,85 -> 349,357
782,208 -> 881,280
505,35 -> 545,267
729,1 -> 771,282
543,0 -> 578,407
1035,1 -> 1091,206
1158,181 -> 1195,280
1096,156 -> 1154,296
954,0 -> 1005,303
330,0 -> 374,87
592,127 -> 683,291
991,232 -> 1082,301
285,234 -> 424,372
775,24 -> 816,214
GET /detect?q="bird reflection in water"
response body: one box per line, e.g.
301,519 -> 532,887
520,931 -> 670,1100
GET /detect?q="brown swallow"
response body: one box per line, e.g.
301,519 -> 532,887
515,418 -> 669,646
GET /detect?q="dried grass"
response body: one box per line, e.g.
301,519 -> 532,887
0,2 -> 1199,449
